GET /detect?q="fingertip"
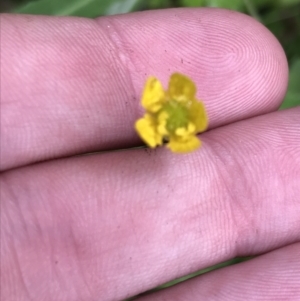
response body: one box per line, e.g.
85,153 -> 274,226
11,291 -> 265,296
102,8 -> 289,126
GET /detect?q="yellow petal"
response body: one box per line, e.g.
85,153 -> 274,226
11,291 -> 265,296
167,135 -> 201,153
141,77 -> 165,112
175,127 -> 188,137
188,100 -> 208,132
175,123 -> 196,137
187,122 -> 196,134
156,111 -> 169,135
168,73 -> 196,102
135,115 -> 163,148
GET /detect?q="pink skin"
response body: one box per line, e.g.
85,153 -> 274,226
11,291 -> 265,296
1,8 -> 299,301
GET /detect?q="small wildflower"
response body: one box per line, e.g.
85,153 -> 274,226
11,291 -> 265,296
135,73 -> 208,153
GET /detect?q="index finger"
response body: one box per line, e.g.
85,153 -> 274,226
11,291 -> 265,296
1,8 -> 288,170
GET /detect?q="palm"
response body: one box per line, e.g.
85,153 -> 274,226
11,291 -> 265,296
1,8 -> 300,301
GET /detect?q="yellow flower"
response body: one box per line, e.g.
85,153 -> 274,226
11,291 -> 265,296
135,73 -> 208,153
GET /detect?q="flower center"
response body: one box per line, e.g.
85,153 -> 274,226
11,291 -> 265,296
163,100 -> 189,132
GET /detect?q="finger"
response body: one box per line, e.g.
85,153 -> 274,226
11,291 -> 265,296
1,8 -> 288,171
135,243 -> 300,301
1,108 -> 299,301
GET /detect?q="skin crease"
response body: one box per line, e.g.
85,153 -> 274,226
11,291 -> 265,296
0,7 -> 299,301
136,242 -> 300,301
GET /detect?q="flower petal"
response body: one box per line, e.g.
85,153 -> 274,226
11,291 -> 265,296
141,77 -> 165,112
136,73 -> 208,153
167,135 -> 200,153
157,111 -> 169,136
168,73 -> 196,101
135,114 -> 163,148
189,100 -> 208,132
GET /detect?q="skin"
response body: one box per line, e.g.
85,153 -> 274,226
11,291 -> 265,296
1,7 -> 299,301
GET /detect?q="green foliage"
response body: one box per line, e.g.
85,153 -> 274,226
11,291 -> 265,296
279,0 -> 300,5
281,59 -> 300,109
205,0 -> 244,10
147,0 -> 174,9
14,0 -> 143,17
179,0 -> 205,7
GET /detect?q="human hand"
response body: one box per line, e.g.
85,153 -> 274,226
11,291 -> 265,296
1,8 -> 299,301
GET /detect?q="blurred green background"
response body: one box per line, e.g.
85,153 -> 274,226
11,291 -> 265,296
1,0 -> 299,298
0,0 -> 299,108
